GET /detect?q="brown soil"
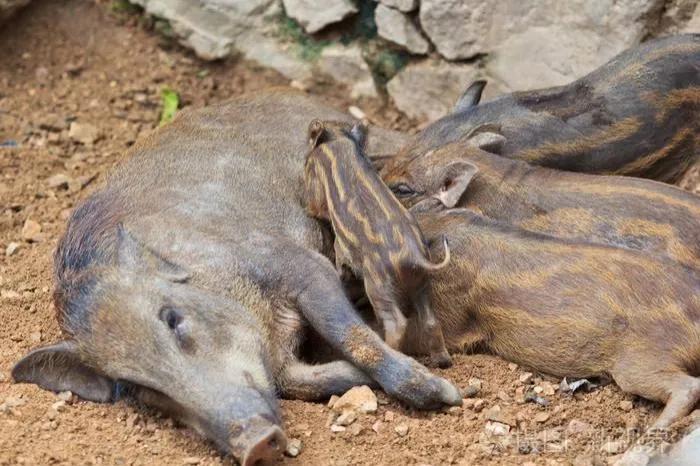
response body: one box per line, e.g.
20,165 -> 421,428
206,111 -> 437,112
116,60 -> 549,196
0,1 -> 698,465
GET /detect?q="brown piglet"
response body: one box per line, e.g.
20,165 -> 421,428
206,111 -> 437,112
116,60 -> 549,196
303,119 -> 452,368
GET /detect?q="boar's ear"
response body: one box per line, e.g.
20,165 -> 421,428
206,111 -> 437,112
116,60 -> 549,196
454,80 -> 487,112
117,224 -> 190,283
435,161 -> 479,208
464,123 -> 506,154
308,119 -> 326,149
12,340 -> 115,402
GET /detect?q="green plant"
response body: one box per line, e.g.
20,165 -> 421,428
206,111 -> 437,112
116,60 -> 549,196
110,0 -> 141,15
276,15 -> 329,62
159,87 -> 180,126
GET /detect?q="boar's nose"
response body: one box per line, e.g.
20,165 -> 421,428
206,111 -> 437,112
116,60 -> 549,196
231,415 -> 287,466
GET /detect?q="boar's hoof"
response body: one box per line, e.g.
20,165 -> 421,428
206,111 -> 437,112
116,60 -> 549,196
428,351 -> 453,369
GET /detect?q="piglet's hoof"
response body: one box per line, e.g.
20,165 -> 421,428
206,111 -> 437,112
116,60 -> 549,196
428,351 -> 453,369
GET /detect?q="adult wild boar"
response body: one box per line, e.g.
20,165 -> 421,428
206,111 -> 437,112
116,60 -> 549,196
11,90 -> 461,465
418,34 -> 700,183
381,140 -> 700,270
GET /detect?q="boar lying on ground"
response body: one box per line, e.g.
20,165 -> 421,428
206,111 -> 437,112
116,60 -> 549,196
382,141 -> 700,271
303,119 -> 452,368
414,34 -> 700,183
11,90 -> 461,466
409,205 -> 700,428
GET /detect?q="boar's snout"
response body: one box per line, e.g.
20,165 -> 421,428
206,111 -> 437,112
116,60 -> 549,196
230,414 -> 287,466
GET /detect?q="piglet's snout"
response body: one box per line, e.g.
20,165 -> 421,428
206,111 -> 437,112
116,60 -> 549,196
230,415 -> 287,466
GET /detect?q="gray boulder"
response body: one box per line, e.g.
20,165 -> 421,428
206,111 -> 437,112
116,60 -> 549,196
375,4 -> 429,55
378,0 -> 418,13
282,0 -> 357,34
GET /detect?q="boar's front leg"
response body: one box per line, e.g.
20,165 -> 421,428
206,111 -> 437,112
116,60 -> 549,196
278,244 -> 462,409
278,359 -> 375,401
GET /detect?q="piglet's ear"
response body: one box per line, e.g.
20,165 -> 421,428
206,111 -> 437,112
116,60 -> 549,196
435,161 -> 479,208
454,79 -> 487,112
349,119 -> 369,150
12,340 -> 115,403
307,119 -> 326,149
117,224 -> 190,283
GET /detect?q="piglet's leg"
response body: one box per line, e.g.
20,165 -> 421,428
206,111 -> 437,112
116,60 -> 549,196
276,245 -> 462,410
363,281 -> 407,351
278,359 -> 375,401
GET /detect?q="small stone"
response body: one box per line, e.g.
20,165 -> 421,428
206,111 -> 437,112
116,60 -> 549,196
57,391 -> 73,403
125,413 -> 140,429
21,219 -> 42,242
601,440 -> 626,454
330,424 -> 346,433
460,385 -> 480,398
485,404 -> 516,426
508,363 -> 518,372
497,390 -> 510,402
371,420 -> 382,433
182,457 -> 200,465
384,410 -> 395,422
285,438 -> 302,457
5,242 -> 20,256
375,4 -> 430,55
394,423 -> 409,437
327,395 -> 339,409
472,399 -> 486,412
29,331 -> 42,344
534,412 -> 550,423
540,381 -> 556,396
447,406 -> 462,416
68,122 -> 99,146
567,419 -> 591,435
47,174 -> 72,190
349,423 -> 364,436
484,421 -> 510,436
468,378 -> 482,391
334,410 -> 357,427
348,106 -> 366,120
620,400 -> 634,412
332,386 -> 377,414
51,401 -> 66,412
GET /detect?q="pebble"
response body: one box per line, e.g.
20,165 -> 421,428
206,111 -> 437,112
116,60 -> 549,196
519,372 -> 534,384
540,381 -> 557,396
601,440 -> 626,454
285,438 -> 302,457
460,385 -> 480,398
384,410 -> 395,422
508,363 -> 518,371
619,400 -> 634,412
348,106 -> 366,120
472,399 -> 486,412
69,122 -> 99,145
567,419 -> 592,435
51,400 -> 67,412
47,173 -> 72,190
468,377 -> 482,391
330,424 -> 346,433
371,420 -> 382,433
21,219 -> 43,242
534,412 -> 550,423
57,391 -> 73,403
334,410 -> 357,427
447,406 -> 462,416
348,423 -> 364,436
485,404 -> 516,426
394,423 -> 409,437
484,421 -> 510,436
182,457 -> 200,465
332,386 -> 377,414
5,242 -> 20,256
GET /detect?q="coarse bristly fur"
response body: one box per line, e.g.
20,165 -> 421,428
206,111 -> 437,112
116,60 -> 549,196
303,119 -> 452,368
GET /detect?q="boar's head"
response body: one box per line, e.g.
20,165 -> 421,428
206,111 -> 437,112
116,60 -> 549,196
12,208 -> 285,465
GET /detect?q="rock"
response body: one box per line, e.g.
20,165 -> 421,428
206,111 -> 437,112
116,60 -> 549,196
387,60 -> 479,121
371,420 -> 382,433
567,419 -> 592,435
182,457 -> 200,465
379,0 -> 417,12
419,0 -> 488,60
332,386 -> 377,414
375,4 -> 429,55
51,401 -> 66,412
327,395 -> 339,408
384,410 -> 395,422
0,0 -> 30,23
394,423 -> 409,437
348,423 -> 364,436
330,424 -> 346,433
5,242 -> 20,256
317,44 -> 377,99
534,412 -> 550,423
21,219 -> 42,243
285,438 -> 302,457
348,106 -> 366,120
47,174 -> 72,190
282,0 -> 357,34
484,421 -> 510,436
468,377 -> 483,391
497,390 -> 511,402
334,410 -> 357,427
614,447 -> 653,466
485,404 -> 516,426
508,363 -> 518,371
461,385 -> 480,398
472,399 -> 486,412
619,400 -> 634,412
540,381 -> 556,396
447,406 -> 462,416
68,122 -> 99,146
682,4 -> 700,32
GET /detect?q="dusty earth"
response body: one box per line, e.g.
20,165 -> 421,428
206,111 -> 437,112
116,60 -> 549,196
1,1 -> 699,465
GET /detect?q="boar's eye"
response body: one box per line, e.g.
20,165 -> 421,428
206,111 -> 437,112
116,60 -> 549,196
390,183 -> 415,197
159,306 -> 195,352
160,306 -> 183,330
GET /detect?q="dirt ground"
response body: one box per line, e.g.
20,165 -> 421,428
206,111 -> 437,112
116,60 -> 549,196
1,1 -> 699,465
